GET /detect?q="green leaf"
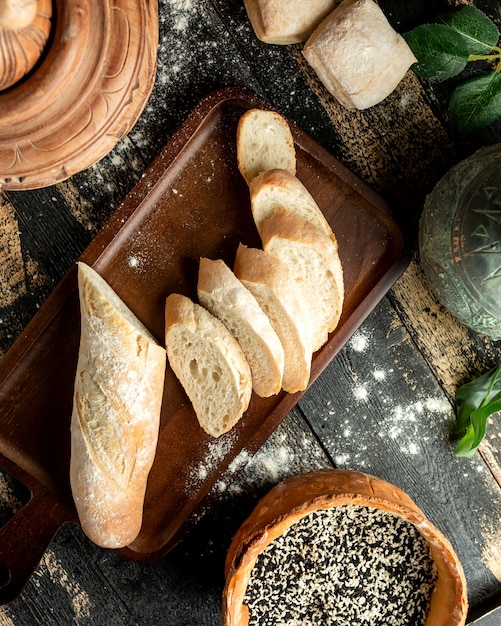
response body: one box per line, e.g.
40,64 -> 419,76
436,5 -> 499,55
448,70 -> 501,133
454,364 -> 501,457
403,24 -> 471,80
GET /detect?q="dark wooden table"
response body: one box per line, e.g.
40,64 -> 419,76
0,0 -> 501,624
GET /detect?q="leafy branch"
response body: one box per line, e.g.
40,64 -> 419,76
403,5 -> 501,133
454,364 -> 501,458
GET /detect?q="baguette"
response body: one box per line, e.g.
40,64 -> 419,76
302,0 -> 417,110
234,244 -> 312,393
197,257 -> 284,397
250,168 -> 334,240
261,208 -> 344,352
165,293 -> 252,437
70,262 -> 166,549
237,108 -> 296,185
243,0 -> 338,44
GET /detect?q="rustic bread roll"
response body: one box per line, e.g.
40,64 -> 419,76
197,257 -> 284,398
70,262 -> 166,549
243,0 -> 338,44
234,244 -> 312,393
165,293 -> 252,437
223,469 -> 468,626
261,208 -> 344,352
237,108 -> 296,185
249,168 -> 333,240
302,0 -> 417,110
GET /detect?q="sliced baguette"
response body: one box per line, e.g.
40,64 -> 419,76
197,257 -> 284,398
250,168 -> 333,239
261,208 -> 344,352
237,108 -> 296,185
234,243 -> 312,393
165,293 -> 252,438
70,262 -> 166,549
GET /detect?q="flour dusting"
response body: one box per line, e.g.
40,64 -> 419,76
37,550 -> 92,623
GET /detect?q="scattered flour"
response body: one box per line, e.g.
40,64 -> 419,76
36,551 -> 92,623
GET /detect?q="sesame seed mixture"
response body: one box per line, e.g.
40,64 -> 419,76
244,505 -> 437,626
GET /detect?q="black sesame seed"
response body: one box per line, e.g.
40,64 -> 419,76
243,505 -> 437,626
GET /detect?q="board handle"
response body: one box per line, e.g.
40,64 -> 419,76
0,455 -> 75,604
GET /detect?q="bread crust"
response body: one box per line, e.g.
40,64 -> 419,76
197,257 -> 284,397
243,0 -> 338,44
250,168 -> 334,240
70,263 -> 166,549
223,469 -> 468,626
165,293 -> 252,437
236,108 -> 296,185
302,0 -> 417,110
234,244 -> 312,393
261,208 -> 344,351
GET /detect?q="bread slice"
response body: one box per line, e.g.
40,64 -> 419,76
165,293 -> 252,438
237,108 -> 296,186
197,257 -> 284,398
243,0 -> 338,44
234,244 -> 312,393
70,262 -> 166,549
250,168 -> 333,239
261,208 -> 344,352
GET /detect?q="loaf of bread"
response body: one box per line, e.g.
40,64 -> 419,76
237,108 -> 296,185
261,208 -> 344,352
70,262 -> 166,549
243,0 -> 338,44
302,0 -> 417,110
197,257 -> 284,397
249,168 -> 334,240
234,243 -> 312,393
165,292 -> 252,437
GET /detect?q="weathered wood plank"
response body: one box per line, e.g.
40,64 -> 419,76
389,256 -> 501,484
0,408 -> 330,625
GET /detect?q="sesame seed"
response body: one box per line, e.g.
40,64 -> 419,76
244,505 -> 437,625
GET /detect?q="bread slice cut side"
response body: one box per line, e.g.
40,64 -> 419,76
70,262 -> 166,549
237,108 -> 296,186
197,257 -> 284,398
261,209 -> 344,352
165,293 -> 252,438
234,244 -> 312,393
250,168 -> 334,239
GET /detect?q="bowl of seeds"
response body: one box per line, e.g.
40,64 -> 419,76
222,468 -> 467,626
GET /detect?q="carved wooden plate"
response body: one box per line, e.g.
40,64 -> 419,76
0,0 -> 158,191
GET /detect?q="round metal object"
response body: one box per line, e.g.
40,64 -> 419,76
419,144 -> 501,340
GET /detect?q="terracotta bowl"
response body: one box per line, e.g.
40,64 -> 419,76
0,0 -> 158,190
222,469 -> 467,626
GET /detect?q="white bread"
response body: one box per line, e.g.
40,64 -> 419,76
165,293 -> 252,437
261,208 -> 344,352
243,0 -> 338,44
70,262 -> 166,549
237,108 -> 296,185
249,168 -> 333,240
197,257 -> 284,398
234,244 -> 312,393
302,0 -> 417,110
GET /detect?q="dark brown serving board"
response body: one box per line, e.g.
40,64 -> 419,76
0,87 -> 406,603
